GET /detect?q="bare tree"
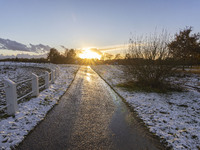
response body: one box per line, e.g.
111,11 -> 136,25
102,53 -> 113,60
126,30 -> 176,89
64,48 -> 69,57
114,54 -> 123,60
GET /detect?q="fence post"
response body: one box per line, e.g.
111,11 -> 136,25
54,69 -> 57,79
45,71 -> 49,89
56,67 -> 60,78
51,70 -> 55,83
32,73 -> 39,96
53,69 -> 56,80
55,68 -> 58,78
4,78 -> 18,115
58,67 -> 60,76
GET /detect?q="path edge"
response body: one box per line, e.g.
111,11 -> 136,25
91,67 -> 169,150
15,66 -> 80,149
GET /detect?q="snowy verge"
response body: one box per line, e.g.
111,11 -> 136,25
92,65 -> 200,150
0,65 -> 79,150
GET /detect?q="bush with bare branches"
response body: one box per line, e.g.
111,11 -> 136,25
125,31 -> 178,91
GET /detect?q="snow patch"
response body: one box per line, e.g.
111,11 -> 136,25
0,65 -> 79,149
92,65 -> 200,150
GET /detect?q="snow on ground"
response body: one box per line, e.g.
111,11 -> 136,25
92,65 -> 200,150
0,64 -> 79,150
0,65 -> 50,107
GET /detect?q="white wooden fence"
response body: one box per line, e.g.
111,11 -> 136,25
0,62 -> 60,115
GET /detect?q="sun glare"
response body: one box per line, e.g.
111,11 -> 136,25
79,48 -> 101,60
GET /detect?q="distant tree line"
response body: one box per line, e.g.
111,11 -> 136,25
47,48 -> 77,64
1,27 -> 200,69
0,48 -> 77,64
1,26 -> 199,92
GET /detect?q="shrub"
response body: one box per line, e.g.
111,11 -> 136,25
125,30 -> 178,91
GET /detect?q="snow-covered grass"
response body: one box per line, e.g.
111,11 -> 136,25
92,65 -> 200,150
0,66 -> 50,107
0,64 -> 79,150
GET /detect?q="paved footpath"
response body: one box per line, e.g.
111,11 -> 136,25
17,66 -> 165,150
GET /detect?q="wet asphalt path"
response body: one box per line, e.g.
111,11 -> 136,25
17,66 -> 165,150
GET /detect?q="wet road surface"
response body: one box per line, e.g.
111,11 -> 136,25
17,66 -> 165,150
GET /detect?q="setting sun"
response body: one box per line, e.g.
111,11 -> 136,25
79,48 -> 101,60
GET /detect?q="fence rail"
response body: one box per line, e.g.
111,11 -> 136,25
17,91 -> 33,102
0,104 -> 9,111
38,74 -> 46,78
0,62 -> 60,115
39,84 -> 46,90
17,78 -> 32,85
0,87 -> 4,90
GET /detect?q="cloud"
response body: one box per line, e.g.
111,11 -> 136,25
0,38 -> 51,53
98,44 -> 129,54
88,48 -> 102,55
